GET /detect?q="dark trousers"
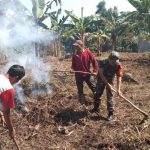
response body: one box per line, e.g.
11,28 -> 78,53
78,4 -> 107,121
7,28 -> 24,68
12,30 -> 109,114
75,75 -> 96,95
94,82 -> 114,112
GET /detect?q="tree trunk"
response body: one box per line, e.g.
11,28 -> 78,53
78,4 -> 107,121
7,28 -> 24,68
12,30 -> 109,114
35,42 -> 39,57
111,33 -> 116,51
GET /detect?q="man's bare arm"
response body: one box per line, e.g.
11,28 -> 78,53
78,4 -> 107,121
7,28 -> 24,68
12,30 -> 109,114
3,108 -> 16,139
117,76 -> 122,95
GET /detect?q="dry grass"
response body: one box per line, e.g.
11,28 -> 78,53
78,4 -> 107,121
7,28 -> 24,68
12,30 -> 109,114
0,52 -> 150,150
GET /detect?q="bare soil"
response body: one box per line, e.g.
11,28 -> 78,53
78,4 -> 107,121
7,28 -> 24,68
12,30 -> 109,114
0,52 -> 150,150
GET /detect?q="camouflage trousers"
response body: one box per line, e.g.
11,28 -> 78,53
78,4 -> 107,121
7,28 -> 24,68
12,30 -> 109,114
94,82 -> 115,112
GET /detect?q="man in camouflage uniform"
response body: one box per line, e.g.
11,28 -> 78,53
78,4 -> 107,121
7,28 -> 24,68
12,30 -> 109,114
90,51 -> 123,121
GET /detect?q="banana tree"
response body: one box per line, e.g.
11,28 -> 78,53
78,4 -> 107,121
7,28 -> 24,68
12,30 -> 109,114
84,15 -> 111,53
126,0 -> 150,34
64,10 -> 85,42
63,10 -> 104,50
19,0 -> 62,56
95,0 -> 107,16
46,9 -> 70,56
30,0 -> 61,20
96,2 -> 128,51
59,10 -> 110,53
119,0 -> 150,51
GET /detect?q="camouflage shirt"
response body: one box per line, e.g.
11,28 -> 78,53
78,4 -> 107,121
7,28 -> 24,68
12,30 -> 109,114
97,59 -> 123,83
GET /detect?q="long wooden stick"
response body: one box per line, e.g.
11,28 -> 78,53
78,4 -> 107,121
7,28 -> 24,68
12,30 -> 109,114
72,70 -> 93,75
13,139 -> 21,150
110,86 -> 148,118
53,70 -> 93,75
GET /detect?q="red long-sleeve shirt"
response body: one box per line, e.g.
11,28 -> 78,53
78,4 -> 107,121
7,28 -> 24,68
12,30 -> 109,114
72,49 -> 98,76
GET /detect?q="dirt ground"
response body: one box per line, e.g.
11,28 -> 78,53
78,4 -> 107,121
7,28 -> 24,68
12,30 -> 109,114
0,52 -> 150,150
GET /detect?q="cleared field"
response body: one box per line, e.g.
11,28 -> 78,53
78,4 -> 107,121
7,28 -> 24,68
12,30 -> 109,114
0,52 -> 150,150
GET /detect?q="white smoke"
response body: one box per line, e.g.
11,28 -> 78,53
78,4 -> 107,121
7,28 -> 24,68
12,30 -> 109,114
0,0 -> 53,103
14,84 -> 27,105
0,9 -> 53,49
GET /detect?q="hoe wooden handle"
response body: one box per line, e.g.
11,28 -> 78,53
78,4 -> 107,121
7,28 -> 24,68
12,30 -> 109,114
13,139 -> 21,150
53,70 -> 94,75
110,85 -> 148,118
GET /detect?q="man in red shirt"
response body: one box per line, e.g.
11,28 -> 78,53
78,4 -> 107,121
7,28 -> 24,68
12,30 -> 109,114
0,65 -> 25,139
71,40 -> 98,105
90,51 -> 123,121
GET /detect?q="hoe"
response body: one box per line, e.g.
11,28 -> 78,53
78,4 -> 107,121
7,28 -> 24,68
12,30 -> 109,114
53,70 -> 149,123
109,84 -> 149,123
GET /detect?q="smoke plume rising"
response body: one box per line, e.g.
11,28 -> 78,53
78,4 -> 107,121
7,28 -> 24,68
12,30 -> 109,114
0,0 -> 53,104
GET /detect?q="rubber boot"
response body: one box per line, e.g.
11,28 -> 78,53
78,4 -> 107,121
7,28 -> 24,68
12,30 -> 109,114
107,111 -> 113,121
90,102 -> 100,113
79,94 -> 86,105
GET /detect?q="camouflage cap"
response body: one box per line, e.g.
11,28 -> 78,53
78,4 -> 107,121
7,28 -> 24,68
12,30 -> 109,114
109,51 -> 120,63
